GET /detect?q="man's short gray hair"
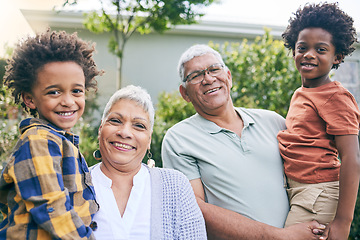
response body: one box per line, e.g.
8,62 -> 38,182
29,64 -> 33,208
101,85 -> 155,130
178,44 -> 227,87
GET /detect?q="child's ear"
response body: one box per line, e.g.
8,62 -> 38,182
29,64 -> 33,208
22,92 -> 36,109
334,53 -> 344,65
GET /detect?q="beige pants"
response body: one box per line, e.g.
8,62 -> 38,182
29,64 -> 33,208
284,178 -> 339,227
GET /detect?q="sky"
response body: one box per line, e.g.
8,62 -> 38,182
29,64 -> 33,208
1,0 -> 360,56
202,0 -> 360,29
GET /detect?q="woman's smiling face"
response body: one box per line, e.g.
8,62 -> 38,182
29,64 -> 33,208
98,98 -> 152,171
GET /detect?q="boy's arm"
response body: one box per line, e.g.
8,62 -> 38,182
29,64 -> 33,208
190,179 -> 324,240
14,135 -> 94,239
321,134 -> 360,239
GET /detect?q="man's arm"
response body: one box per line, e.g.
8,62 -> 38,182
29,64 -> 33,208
191,179 -> 323,240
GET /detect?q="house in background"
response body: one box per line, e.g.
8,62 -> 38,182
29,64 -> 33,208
20,9 -> 360,121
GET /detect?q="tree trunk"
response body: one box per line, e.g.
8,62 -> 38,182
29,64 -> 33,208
116,38 -> 127,89
116,56 -> 122,90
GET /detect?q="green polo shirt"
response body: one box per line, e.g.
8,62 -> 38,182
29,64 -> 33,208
162,107 -> 289,228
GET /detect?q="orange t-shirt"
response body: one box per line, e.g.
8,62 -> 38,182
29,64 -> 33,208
277,81 -> 360,184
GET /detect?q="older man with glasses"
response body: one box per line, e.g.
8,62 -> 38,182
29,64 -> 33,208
162,44 -> 325,239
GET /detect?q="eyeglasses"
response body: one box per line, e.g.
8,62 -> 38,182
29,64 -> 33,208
183,63 -> 224,84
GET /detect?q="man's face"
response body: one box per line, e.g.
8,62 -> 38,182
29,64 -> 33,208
179,53 -> 233,117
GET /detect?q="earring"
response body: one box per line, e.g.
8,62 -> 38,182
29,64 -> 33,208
147,149 -> 155,168
93,149 -> 102,161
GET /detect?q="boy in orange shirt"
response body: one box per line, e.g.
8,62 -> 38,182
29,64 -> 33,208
277,2 -> 360,239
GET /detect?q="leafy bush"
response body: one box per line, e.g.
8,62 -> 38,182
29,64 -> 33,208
0,57 -> 20,222
72,118 -> 99,167
0,58 -> 22,167
350,150 -> 360,239
209,28 -> 301,118
150,91 -> 196,167
74,90 -> 101,167
0,120 -> 18,163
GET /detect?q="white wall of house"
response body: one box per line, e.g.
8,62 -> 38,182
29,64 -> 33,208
21,9 -> 360,122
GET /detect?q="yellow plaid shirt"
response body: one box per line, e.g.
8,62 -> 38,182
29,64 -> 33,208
0,118 -> 99,239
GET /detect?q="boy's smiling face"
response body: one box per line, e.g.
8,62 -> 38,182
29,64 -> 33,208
294,27 -> 342,88
23,61 -> 86,132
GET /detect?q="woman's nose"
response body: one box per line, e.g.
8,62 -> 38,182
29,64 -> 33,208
116,125 -> 132,138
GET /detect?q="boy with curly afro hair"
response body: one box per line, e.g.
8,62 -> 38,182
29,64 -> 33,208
0,29 -> 102,239
277,2 -> 360,239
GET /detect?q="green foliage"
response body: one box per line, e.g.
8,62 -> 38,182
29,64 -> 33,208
150,91 -> 196,167
209,28 -> 301,117
0,58 -> 22,166
0,58 -> 5,79
350,155 -> 360,239
66,0 -> 215,88
0,120 -> 19,165
73,118 -> 100,167
0,59 -> 21,120
0,57 -> 22,222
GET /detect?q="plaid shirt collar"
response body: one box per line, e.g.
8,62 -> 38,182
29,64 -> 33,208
19,118 -> 79,146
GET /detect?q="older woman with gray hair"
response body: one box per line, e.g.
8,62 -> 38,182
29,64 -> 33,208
90,85 -> 206,239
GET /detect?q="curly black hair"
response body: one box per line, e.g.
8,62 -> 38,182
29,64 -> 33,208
3,29 -> 103,117
282,2 -> 358,69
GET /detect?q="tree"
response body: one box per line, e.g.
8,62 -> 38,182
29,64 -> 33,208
64,0 -> 216,89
